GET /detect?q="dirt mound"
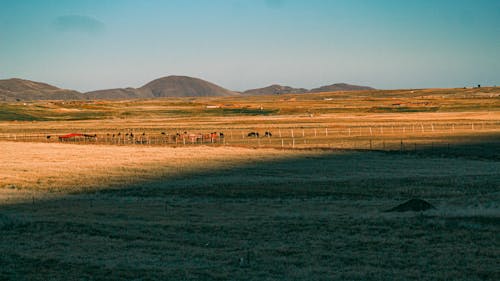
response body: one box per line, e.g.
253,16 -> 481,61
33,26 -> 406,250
386,199 -> 435,212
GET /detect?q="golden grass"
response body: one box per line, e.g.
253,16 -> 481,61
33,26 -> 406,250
0,88 -> 499,280
0,141 -> 320,200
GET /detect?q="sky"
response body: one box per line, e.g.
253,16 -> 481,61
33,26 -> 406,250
1,0 -> 499,92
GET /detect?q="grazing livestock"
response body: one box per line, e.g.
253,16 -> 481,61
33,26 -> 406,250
46,135 -> 51,140
219,132 -> 224,138
58,133 -> 97,142
264,131 -> 272,137
248,132 -> 259,137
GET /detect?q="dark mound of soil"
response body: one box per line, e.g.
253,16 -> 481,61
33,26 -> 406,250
386,199 -> 435,212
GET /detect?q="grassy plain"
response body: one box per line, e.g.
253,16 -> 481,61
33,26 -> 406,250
0,88 -> 499,280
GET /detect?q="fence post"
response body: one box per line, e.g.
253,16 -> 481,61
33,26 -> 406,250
400,139 -> 403,152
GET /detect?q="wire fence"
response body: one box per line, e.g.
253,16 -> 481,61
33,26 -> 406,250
1,122 -> 499,155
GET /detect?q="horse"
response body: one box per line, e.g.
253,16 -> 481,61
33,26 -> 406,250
248,132 -> 259,137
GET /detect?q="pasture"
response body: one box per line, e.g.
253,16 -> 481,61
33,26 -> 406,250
1,88 -> 499,280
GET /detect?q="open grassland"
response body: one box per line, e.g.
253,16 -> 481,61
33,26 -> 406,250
1,87 -> 499,153
1,87 -> 499,122
0,141 -> 499,280
1,88 -> 499,280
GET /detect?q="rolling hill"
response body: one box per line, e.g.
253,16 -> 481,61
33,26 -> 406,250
0,78 -> 82,101
85,87 -> 150,100
309,83 -> 375,93
139,76 -> 237,97
242,83 -> 375,96
1,76 -> 375,101
242,84 -> 308,95
85,76 -> 237,99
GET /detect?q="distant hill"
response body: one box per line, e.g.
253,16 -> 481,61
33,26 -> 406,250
85,76 -> 237,99
85,87 -> 150,100
242,84 -> 308,95
309,83 -> 374,93
0,78 -> 82,101
241,82 -> 375,96
139,76 -> 237,97
0,76 -> 376,101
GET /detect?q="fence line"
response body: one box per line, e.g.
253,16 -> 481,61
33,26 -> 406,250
1,122 -> 499,155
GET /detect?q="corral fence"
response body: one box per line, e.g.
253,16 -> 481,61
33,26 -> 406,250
1,122 -> 499,156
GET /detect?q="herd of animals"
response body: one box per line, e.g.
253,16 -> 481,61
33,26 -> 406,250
54,130 -> 273,144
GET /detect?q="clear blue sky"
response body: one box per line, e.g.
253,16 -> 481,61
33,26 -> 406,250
1,0 -> 499,92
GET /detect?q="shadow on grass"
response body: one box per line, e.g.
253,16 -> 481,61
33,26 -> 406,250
384,139 -> 500,161
1,140 -> 499,280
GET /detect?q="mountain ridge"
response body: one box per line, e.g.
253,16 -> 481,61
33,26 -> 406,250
242,84 -> 308,95
309,83 -> 374,93
0,78 -> 82,101
242,83 -> 374,96
0,76 -> 375,101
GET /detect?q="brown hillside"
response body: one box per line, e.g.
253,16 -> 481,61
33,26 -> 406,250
309,83 -> 374,93
139,76 -> 238,97
243,84 -> 308,95
0,78 -> 82,101
85,88 -> 151,100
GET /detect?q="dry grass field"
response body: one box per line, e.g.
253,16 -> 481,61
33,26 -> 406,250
1,88 -> 499,280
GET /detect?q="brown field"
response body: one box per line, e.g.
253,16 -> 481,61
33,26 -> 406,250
1,88 -> 499,280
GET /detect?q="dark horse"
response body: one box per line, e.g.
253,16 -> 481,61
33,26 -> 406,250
247,132 -> 259,137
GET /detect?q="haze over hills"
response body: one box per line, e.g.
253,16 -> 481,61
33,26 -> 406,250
1,76 -> 375,101
0,78 -> 82,101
